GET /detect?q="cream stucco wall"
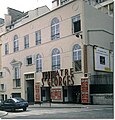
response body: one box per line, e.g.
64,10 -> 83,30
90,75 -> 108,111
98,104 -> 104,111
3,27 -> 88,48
0,0 -> 85,99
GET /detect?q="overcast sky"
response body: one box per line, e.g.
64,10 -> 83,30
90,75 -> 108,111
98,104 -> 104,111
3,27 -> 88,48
0,0 -> 52,18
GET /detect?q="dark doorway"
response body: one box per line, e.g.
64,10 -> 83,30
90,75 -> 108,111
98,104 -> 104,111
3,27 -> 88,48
26,80 -> 34,104
41,87 -> 51,102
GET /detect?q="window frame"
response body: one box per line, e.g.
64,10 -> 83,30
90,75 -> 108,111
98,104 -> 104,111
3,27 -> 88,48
36,54 -> 42,72
13,35 -> 19,52
5,43 -> 9,55
13,66 -> 21,88
51,17 -> 60,40
73,44 -> 82,72
35,30 -> 41,45
24,35 -> 29,49
72,15 -> 81,34
52,48 -> 60,71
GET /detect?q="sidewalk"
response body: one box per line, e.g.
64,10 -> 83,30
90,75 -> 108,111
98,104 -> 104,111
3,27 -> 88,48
28,103 -> 113,108
0,110 -> 8,118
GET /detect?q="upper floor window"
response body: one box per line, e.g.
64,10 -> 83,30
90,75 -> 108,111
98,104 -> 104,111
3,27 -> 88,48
51,17 -> 60,40
36,54 -> 42,72
60,0 -> 69,5
73,44 -> 82,71
25,55 -> 35,66
52,48 -> 60,70
13,67 -> 20,87
24,35 -> 29,49
13,35 -> 19,52
14,67 -> 20,79
72,15 -> 81,33
5,43 -> 9,55
26,56 -> 32,65
35,30 -> 41,45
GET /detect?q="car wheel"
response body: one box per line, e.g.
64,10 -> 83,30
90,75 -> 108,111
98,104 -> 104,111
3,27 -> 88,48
23,107 -> 27,111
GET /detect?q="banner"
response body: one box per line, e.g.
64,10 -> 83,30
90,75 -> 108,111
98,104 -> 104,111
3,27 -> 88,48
35,82 -> 41,102
81,77 -> 90,104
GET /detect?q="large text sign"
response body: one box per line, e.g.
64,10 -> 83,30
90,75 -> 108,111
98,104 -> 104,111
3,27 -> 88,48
42,68 -> 74,87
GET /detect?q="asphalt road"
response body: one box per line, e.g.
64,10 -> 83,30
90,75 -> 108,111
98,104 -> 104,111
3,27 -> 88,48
1,105 -> 114,119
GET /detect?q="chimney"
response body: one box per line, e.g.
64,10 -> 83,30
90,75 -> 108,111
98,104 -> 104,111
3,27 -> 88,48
4,14 -> 11,26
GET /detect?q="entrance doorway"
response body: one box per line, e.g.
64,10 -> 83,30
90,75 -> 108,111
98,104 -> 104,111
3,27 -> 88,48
41,87 -> 51,102
63,86 -> 81,103
26,80 -> 34,104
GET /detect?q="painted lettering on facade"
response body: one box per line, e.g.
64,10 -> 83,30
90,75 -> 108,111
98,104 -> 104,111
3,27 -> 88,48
41,68 -> 74,87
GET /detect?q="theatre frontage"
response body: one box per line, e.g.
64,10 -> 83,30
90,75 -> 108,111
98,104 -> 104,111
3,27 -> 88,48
34,68 -> 81,104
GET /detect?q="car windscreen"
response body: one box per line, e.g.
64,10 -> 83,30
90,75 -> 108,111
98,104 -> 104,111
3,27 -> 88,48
14,98 -> 26,102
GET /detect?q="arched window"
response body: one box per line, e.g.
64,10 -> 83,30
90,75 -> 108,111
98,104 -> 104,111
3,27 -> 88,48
36,54 -> 42,72
52,48 -> 60,70
13,35 -> 19,52
51,17 -> 60,40
73,44 -> 82,71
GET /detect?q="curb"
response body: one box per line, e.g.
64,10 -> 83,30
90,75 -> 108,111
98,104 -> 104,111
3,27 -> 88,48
0,111 -> 8,118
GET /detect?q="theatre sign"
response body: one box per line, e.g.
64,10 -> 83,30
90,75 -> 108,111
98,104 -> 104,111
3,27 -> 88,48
41,68 -> 74,87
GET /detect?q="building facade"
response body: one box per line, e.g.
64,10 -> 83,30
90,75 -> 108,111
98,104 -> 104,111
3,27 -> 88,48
0,0 -> 113,104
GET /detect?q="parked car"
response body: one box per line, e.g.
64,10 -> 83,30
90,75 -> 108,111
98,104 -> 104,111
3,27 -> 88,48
0,97 -> 28,111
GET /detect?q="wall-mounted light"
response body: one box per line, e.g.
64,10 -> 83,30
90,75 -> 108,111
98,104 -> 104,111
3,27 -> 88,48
75,33 -> 83,39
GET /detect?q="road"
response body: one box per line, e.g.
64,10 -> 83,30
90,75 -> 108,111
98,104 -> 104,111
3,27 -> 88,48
1,104 -> 114,119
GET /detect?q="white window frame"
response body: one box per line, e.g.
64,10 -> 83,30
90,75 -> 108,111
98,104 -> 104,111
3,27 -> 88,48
51,17 -> 60,40
73,44 -> 82,72
24,35 -> 29,49
35,30 -> 41,45
36,54 -> 42,72
13,35 -> 19,52
52,48 -> 60,70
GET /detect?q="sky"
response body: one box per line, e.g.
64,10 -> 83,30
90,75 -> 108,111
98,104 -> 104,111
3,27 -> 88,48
0,0 -> 52,18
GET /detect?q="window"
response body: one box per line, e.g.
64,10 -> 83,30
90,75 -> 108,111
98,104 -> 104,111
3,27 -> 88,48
14,67 -> 20,79
73,44 -> 82,71
36,54 -> 42,72
72,15 -> 81,33
13,35 -> 19,52
52,48 -> 60,70
26,56 -> 32,65
24,35 -> 29,49
5,43 -> 9,55
35,30 -> 41,45
60,0 -> 69,5
51,17 -> 60,40
0,84 -> 5,91
14,67 -> 20,87
25,55 -> 35,66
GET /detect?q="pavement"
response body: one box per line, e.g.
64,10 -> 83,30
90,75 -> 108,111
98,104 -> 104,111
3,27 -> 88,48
0,103 -> 113,118
28,102 -> 113,108
0,110 -> 8,117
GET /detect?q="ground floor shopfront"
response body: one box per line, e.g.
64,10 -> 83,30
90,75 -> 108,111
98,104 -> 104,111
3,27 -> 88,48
34,68 -> 81,104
